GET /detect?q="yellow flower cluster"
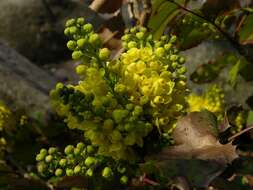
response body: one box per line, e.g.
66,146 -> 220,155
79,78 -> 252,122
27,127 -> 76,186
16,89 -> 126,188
187,85 -> 225,121
50,19 -> 188,161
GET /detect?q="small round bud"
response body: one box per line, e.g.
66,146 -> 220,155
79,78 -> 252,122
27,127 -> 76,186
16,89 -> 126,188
170,54 -> 178,61
77,17 -> 85,25
48,147 -> 57,155
64,145 -> 74,155
36,154 -> 45,161
76,142 -> 85,150
37,163 -> 47,174
179,57 -> 185,64
89,33 -> 100,45
59,158 -> 67,167
99,48 -> 110,60
66,168 -> 74,176
40,148 -> 47,156
171,62 -> 178,69
77,38 -> 87,48
86,145 -> 95,154
74,148 -> 81,155
76,65 -> 87,75
74,165 -> 82,174
133,106 -> 143,116
86,168 -> 93,177
45,155 -> 53,163
102,167 -> 113,178
55,168 -> 64,177
82,23 -> 93,33
65,18 -> 75,27
67,40 -> 77,50
64,27 -> 70,36
139,26 -> 147,33
126,103 -> 134,111
164,43 -> 172,50
136,32 -> 144,39
103,119 -> 114,131
69,26 -> 78,35
130,27 -> 137,33
120,175 -> 128,184
170,35 -> 177,43
127,41 -> 137,49
72,51 -> 83,60
155,47 -> 165,56
85,156 -> 95,166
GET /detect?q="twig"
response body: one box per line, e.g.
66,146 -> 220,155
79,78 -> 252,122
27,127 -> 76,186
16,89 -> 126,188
228,125 -> 253,142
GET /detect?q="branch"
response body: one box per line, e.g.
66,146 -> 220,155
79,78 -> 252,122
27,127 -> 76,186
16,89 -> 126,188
228,125 -> 253,142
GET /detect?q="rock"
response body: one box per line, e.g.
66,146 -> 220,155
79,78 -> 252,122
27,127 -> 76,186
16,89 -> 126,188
0,40 -> 57,117
0,0 -> 104,64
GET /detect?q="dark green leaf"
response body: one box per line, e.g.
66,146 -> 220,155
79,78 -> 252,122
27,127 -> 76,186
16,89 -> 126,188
239,14 -> 253,44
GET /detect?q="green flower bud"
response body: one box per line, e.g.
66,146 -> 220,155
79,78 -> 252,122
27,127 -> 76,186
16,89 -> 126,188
76,142 -> 85,150
112,109 -> 129,123
48,147 -> 57,155
59,158 -> 67,167
74,165 -> 82,174
126,103 -> 134,111
76,65 -> 87,75
111,130 -> 122,142
65,18 -> 75,27
102,167 -> 113,178
139,26 -> 147,33
170,54 -> 178,62
77,17 -> 85,25
86,145 -> 95,154
177,67 -> 187,74
69,26 -> 78,35
103,119 -> 114,131
82,23 -> 93,33
66,168 -> 74,176
40,148 -> 47,156
114,84 -> 126,94
171,62 -> 178,69
170,35 -> 177,43
99,48 -> 110,60
74,147 -> 81,155
136,32 -> 144,39
67,40 -> 77,50
120,175 -> 128,184
155,47 -> 165,57
86,168 -> 93,177
127,41 -> 137,49
133,106 -> 143,116
164,43 -> 172,50
130,27 -> 137,33
36,154 -> 45,162
55,168 -> 64,177
85,156 -> 95,166
121,34 -> 130,41
45,155 -> 53,163
72,51 -> 83,60
64,27 -> 70,36
37,162 -> 47,174
179,57 -> 185,64
64,145 -> 74,155
140,96 -> 149,105
161,35 -> 168,41
77,38 -> 87,48
89,33 -> 100,45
